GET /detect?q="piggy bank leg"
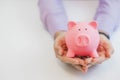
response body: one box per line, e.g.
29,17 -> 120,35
90,50 -> 99,58
66,49 -> 75,58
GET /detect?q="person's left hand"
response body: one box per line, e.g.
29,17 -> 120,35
85,34 -> 114,66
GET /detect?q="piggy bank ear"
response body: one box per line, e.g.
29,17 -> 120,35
68,21 -> 76,30
89,21 -> 98,29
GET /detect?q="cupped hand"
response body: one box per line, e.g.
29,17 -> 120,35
54,31 -> 114,72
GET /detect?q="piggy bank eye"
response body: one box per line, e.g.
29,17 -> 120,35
85,28 -> 87,30
78,29 -> 81,31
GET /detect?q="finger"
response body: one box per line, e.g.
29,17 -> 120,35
56,54 -> 86,66
84,57 -> 93,65
72,64 -> 88,73
56,54 -> 79,64
54,45 -> 62,56
99,34 -> 114,58
72,64 -> 83,72
92,52 -> 106,64
58,49 -> 64,56
105,42 -> 114,58
54,41 -> 65,56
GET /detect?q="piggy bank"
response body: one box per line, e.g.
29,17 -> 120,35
65,21 -> 100,58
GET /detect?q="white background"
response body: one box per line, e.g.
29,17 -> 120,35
0,0 -> 120,80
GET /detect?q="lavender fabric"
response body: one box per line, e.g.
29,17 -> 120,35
38,0 -> 120,37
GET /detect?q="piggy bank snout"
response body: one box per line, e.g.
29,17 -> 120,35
75,35 -> 89,47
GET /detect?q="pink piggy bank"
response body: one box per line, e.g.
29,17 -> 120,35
65,21 -> 100,58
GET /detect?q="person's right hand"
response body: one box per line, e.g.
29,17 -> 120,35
89,33 -> 114,65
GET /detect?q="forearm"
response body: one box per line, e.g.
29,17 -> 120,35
38,0 -> 68,36
94,0 -> 120,37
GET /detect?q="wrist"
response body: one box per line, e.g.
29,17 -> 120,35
99,30 -> 110,39
54,30 -> 66,40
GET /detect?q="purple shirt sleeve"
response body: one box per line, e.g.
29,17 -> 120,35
94,0 -> 120,36
38,0 -> 120,37
38,0 -> 68,36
